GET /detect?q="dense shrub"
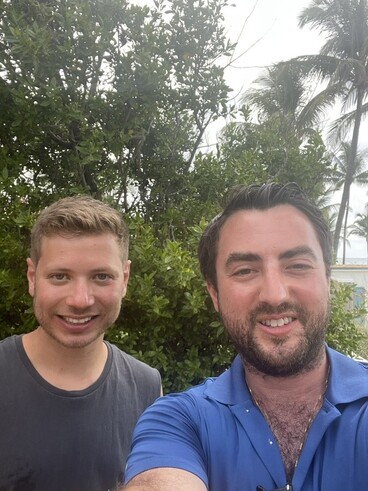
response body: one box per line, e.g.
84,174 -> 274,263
107,219 -> 235,393
327,280 -> 366,356
1,217 -> 366,393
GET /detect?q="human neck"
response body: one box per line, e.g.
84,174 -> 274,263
23,328 -> 108,391
244,350 -> 329,403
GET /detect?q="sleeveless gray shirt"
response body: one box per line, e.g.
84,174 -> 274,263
0,335 -> 161,491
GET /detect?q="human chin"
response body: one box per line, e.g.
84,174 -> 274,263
221,307 -> 329,376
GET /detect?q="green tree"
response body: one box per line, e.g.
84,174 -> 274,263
0,0 -> 232,217
0,0 -> 233,339
327,280 -> 365,355
290,0 -> 368,257
217,107 -> 332,200
243,62 -> 318,139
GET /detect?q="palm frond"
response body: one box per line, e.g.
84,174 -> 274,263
287,54 -> 341,81
328,101 -> 368,142
298,83 -> 346,129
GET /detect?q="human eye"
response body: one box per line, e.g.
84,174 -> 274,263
94,273 -> 113,282
49,273 -> 68,282
232,267 -> 256,278
288,262 -> 313,272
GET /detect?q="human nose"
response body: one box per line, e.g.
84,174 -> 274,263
258,268 -> 289,306
65,280 -> 95,308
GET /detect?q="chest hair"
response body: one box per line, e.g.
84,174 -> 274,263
256,398 -> 322,482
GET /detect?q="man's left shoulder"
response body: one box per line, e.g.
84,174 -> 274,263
108,342 -> 161,381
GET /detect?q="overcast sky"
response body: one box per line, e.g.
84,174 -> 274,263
218,0 -> 368,260
223,0 -> 324,94
135,0 -> 368,259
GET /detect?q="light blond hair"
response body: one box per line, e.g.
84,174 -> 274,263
30,196 -> 129,263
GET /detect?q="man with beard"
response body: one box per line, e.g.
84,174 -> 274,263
0,196 -> 161,491
122,183 -> 368,491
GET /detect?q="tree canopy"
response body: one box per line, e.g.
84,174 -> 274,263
289,0 -> 368,256
0,0 -> 232,215
1,0 -> 366,389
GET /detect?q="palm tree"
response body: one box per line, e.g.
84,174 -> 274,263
243,62 -> 317,140
238,62 -> 332,198
328,142 -> 368,261
349,206 -> 368,262
288,0 -> 368,257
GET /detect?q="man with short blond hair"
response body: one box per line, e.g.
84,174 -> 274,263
0,196 -> 161,491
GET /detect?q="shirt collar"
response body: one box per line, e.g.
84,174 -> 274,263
203,347 -> 368,406
325,346 -> 368,404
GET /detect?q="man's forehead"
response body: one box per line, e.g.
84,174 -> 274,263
221,205 -> 314,230
218,205 -> 322,252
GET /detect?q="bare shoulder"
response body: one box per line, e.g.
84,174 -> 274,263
122,468 -> 207,491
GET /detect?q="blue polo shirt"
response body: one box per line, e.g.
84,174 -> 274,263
125,347 -> 368,490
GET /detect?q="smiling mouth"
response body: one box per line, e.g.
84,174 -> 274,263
260,317 -> 293,327
62,316 -> 95,325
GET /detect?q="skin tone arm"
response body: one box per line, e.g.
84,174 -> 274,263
121,469 -> 207,491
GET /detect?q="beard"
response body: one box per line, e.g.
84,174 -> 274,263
219,301 -> 330,377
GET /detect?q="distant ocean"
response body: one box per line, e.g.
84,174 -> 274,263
336,258 -> 368,265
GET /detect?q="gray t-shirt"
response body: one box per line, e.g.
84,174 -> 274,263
0,335 -> 161,491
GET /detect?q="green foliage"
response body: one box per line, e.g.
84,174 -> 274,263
0,187 -> 37,337
0,0 -> 232,216
1,0 -> 366,394
218,109 -> 332,200
327,281 -> 366,356
107,218 -> 235,393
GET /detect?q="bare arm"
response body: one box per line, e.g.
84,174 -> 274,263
121,468 -> 207,491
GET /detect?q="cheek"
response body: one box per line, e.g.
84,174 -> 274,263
218,286 -> 254,313
299,283 -> 329,309
34,282 -> 64,305
102,288 -> 124,306
33,291 -> 55,307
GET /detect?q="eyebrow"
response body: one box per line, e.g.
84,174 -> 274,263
225,246 -> 318,268
225,252 -> 261,268
280,245 -> 318,261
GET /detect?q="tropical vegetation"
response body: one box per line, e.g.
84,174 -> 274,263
289,0 -> 368,256
1,0 -> 367,390
350,206 -> 368,262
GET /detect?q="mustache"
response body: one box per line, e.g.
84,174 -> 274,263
249,302 -> 307,320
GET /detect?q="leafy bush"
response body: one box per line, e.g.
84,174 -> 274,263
327,280 -> 366,356
107,218 -> 234,393
1,214 -> 366,393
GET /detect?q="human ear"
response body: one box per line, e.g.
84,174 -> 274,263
26,258 -> 36,297
121,260 -> 131,298
207,281 -> 219,312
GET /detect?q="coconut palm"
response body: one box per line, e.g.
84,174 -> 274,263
287,0 -> 368,257
243,62 -> 318,140
328,142 -> 368,261
349,206 -> 368,262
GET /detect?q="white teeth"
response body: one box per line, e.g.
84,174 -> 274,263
64,316 -> 92,325
262,317 -> 292,327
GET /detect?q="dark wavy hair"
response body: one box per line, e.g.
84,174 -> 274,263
198,183 -> 332,289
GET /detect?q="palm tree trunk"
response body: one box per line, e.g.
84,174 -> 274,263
333,87 -> 364,257
342,198 -> 349,264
